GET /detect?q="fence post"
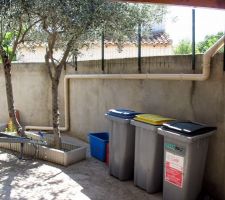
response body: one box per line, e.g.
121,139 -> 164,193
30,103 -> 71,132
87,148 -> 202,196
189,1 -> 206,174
223,34 -> 225,71
138,23 -> 142,73
72,50 -> 78,71
192,9 -> 196,71
101,31 -> 105,72
74,53 -> 78,71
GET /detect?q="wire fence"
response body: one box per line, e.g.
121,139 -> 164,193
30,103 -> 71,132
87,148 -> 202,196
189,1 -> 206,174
16,6 -> 225,71
75,7 -> 225,72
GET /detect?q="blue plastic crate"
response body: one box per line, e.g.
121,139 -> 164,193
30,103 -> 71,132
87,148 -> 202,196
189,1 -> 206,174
89,132 -> 109,161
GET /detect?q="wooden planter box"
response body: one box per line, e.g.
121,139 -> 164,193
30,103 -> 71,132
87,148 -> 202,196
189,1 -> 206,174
0,130 -> 87,166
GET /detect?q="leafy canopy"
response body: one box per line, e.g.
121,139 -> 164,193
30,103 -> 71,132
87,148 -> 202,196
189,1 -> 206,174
0,32 -> 16,62
33,0 -> 167,63
0,0 -> 41,61
197,32 -> 224,53
174,32 -> 224,55
173,39 -> 192,55
0,0 -> 167,63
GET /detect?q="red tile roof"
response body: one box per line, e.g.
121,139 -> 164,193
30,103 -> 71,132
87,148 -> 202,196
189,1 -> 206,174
105,33 -> 172,46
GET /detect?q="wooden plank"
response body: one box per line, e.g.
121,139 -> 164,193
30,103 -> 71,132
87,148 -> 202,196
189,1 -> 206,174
116,0 -> 225,9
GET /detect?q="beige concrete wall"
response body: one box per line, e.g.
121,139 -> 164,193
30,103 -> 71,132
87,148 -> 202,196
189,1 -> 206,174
0,54 -> 224,199
0,63 -> 65,127
68,54 -> 225,199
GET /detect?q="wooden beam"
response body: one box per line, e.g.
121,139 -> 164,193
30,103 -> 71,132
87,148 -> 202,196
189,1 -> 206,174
116,0 -> 225,9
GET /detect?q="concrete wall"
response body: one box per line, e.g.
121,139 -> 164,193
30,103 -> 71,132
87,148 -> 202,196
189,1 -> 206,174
0,63 -> 66,127
0,54 -> 224,199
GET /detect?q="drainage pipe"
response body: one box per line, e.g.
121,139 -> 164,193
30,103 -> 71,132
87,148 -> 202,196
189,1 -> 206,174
25,35 -> 225,131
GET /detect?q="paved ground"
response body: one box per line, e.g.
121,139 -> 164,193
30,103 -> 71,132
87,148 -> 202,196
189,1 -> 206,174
0,136 -> 162,200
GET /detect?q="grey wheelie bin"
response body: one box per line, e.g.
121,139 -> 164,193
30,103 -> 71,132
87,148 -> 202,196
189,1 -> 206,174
131,114 -> 174,193
158,121 -> 216,200
105,109 -> 140,181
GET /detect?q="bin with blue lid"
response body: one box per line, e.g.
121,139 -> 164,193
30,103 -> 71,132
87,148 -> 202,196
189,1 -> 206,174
158,121 -> 216,200
105,108 -> 140,181
131,114 -> 174,193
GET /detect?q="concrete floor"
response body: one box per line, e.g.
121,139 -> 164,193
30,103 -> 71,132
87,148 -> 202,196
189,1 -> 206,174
0,136 -> 162,200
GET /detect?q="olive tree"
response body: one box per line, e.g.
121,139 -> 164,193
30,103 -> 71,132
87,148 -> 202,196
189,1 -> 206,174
34,0 -> 166,149
0,0 -> 41,136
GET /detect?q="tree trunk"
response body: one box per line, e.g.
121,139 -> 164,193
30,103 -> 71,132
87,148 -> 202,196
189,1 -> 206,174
0,47 -> 24,136
52,76 -> 62,149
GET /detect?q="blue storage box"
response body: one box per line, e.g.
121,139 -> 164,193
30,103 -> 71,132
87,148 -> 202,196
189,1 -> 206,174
89,132 -> 109,161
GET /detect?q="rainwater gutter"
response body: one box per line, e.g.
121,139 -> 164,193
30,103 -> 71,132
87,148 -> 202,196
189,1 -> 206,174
25,35 -> 225,131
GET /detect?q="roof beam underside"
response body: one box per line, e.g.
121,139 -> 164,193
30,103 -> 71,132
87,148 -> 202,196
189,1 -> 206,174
115,0 -> 225,9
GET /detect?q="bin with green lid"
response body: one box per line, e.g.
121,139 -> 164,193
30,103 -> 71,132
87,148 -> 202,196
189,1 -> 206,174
158,121 -> 216,200
131,114 -> 174,193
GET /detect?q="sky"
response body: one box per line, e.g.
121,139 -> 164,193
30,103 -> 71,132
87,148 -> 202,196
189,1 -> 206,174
165,6 -> 225,45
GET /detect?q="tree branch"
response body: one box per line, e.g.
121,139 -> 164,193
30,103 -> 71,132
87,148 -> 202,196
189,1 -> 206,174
0,45 -> 7,60
42,17 -> 51,35
48,32 -> 57,69
11,17 -> 23,60
58,38 -> 74,68
18,18 -> 42,44
45,50 -> 53,81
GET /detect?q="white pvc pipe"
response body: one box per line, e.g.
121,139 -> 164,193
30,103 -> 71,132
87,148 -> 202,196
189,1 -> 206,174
25,35 -> 225,131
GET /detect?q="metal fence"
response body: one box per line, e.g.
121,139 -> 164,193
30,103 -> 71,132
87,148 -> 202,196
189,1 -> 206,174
75,7 -> 224,72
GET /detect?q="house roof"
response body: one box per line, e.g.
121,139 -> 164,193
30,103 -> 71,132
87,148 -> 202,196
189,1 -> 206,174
142,32 -> 172,46
20,33 -> 172,48
105,32 -> 172,46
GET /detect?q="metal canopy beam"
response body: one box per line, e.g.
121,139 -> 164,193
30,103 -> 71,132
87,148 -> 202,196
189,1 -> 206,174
115,0 -> 225,9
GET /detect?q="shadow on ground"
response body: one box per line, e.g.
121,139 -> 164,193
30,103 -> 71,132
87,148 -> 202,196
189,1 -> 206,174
0,148 -> 162,200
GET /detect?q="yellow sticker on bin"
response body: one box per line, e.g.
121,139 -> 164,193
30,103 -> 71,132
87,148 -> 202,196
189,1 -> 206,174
134,114 -> 174,125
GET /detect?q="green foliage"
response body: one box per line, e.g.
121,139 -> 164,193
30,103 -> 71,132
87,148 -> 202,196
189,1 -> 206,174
197,32 -> 224,53
3,46 -> 16,61
0,32 -> 16,63
173,39 -> 192,55
0,1 -> 167,61
0,0 -> 40,61
4,32 -> 14,44
174,32 -> 224,55
32,0 -> 167,61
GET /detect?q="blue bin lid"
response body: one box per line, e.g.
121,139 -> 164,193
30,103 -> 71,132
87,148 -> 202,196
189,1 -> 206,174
107,108 -> 141,119
162,121 -> 216,136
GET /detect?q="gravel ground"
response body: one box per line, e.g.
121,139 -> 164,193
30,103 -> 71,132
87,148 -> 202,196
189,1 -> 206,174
0,148 -> 162,200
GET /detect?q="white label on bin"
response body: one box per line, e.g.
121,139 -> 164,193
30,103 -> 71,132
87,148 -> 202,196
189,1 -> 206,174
165,151 -> 184,188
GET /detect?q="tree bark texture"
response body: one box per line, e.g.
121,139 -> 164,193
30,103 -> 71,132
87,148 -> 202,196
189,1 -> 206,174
51,69 -> 62,149
0,46 -> 24,136
45,34 -> 72,149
